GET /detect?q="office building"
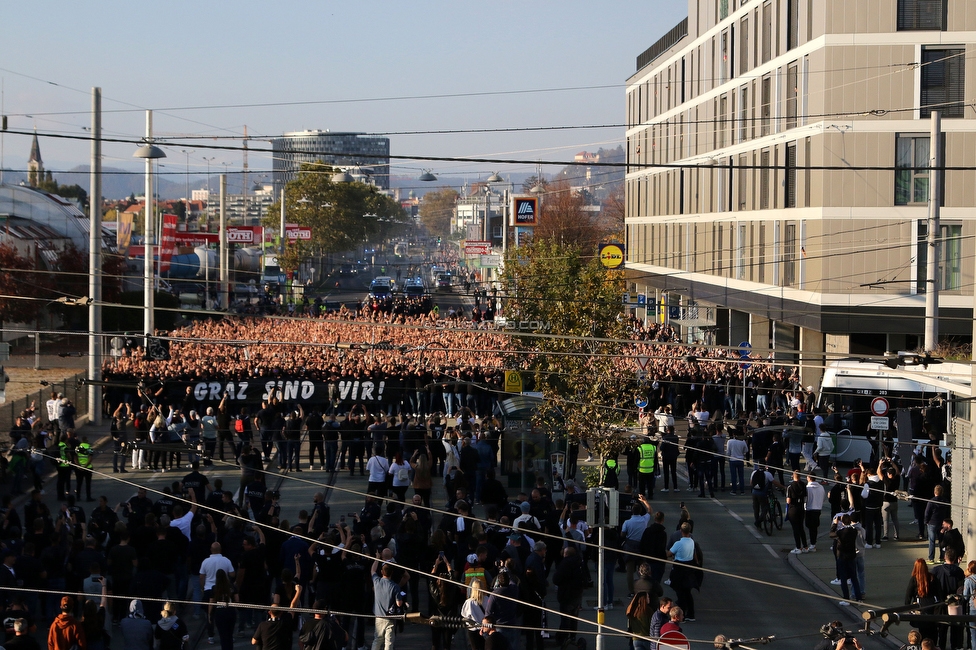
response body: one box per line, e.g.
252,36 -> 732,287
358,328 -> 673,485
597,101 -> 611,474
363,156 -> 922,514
271,130 -> 390,193
625,0 -> 976,383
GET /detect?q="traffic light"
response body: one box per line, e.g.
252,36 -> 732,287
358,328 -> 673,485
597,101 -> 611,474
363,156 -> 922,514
437,237 -> 442,245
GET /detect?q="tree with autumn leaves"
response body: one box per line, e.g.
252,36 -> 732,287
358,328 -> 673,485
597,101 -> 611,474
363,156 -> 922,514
499,238 -> 635,460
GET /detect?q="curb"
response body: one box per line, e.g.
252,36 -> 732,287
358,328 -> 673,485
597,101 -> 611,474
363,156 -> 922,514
786,552 -> 905,649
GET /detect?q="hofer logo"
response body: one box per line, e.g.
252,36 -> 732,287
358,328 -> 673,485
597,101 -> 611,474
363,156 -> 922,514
512,197 -> 538,226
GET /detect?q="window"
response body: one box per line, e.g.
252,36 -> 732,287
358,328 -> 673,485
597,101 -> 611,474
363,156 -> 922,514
762,2 -> 772,63
760,149 -> 770,209
761,75 -> 772,136
721,30 -> 729,84
786,63 -> 798,128
738,154 -> 748,209
804,137 -> 812,207
921,47 -> 965,118
895,135 -> 946,205
783,222 -> 797,287
898,0 -> 947,31
720,0 -> 729,20
740,18 -> 749,75
785,142 -> 797,208
719,94 -> 728,148
917,222 -> 962,291
737,223 -> 747,279
758,222 -> 766,283
739,87 -> 749,142
787,0 -> 799,50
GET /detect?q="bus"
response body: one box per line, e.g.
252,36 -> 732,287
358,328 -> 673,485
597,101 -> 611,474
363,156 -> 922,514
394,242 -> 411,257
817,359 -> 971,462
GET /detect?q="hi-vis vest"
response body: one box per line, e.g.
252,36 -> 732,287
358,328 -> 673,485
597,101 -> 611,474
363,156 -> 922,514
58,442 -> 71,467
76,443 -> 93,468
638,442 -> 657,474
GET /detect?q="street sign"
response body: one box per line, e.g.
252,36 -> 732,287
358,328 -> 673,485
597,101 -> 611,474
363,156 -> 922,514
504,371 -> 523,393
622,292 -> 631,305
738,341 -> 752,357
870,397 -> 889,416
635,396 -> 648,408
464,241 -> 492,255
636,355 -> 650,370
871,416 -> 890,430
636,294 -> 646,306
480,254 -> 501,268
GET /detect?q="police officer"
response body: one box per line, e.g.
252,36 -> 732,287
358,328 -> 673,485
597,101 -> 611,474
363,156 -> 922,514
55,434 -> 75,501
638,436 -> 658,498
602,457 -> 620,490
74,435 -> 94,502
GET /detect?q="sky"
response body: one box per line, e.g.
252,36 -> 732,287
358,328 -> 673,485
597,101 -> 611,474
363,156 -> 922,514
0,1 -> 685,194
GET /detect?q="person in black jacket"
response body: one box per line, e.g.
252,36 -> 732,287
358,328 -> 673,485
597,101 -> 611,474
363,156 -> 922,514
552,546 -> 584,645
639,510 -> 668,585
924,485 -> 951,562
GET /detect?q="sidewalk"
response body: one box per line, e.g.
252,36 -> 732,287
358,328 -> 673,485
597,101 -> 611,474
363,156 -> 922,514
788,516 -> 930,648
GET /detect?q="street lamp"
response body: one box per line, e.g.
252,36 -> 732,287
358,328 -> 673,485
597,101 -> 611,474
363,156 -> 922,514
332,168 -> 353,184
133,111 -> 166,340
419,169 -> 437,182
202,156 -> 215,229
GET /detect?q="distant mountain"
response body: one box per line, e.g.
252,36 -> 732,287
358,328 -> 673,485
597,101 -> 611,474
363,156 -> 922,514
53,165 -> 223,200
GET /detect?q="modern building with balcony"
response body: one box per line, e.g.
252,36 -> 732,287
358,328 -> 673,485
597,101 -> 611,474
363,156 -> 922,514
625,0 -> 976,383
271,130 -> 390,193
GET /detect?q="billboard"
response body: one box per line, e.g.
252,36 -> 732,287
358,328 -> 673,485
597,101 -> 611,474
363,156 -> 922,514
511,196 -> 538,226
158,214 -> 179,272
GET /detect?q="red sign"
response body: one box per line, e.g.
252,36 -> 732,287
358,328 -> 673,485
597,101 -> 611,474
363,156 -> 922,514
227,227 -> 255,243
465,240 -> 492,255
871,397 -> 889,416
158,214 -> 179,272
658,631 -> 690,650
286,227 -> 312,241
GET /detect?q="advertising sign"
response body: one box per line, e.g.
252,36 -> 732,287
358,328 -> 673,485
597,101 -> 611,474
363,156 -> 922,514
465,241 -> 492,255
158,214 -> 179,272
511,196 -> 538,226
286,227 -> 312,241
117,213 -> 133,257
599,242 -> 625,269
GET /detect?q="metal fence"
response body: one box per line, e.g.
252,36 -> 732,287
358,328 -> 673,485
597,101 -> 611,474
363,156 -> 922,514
0,372 -> 88,447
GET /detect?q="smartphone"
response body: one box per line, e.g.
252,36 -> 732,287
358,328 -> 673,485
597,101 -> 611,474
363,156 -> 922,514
340,515 -> 346,522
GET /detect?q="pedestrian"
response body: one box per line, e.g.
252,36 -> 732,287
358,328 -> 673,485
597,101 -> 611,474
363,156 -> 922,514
637,436 -> 657,498
47,596 -> 86,650
625,589 -> 654,650
461,578 -> 487,650
805,474 -> 826,551
666,522 -> 702,621
251,605 -> 290,650
924,485 -> 950,562
552,546 -> 584,647
154,602 -> 189,650
659,427 -> 680,492
371,554 -> 404,650
367,446 -> 391,497
6,618 -> 40,650
120,600 -> 153,650
483,568 -> 520,650
786,471 -> 809,554
207,569 -> 237,650
905,558 -> 942,643
726,430 -> 748,495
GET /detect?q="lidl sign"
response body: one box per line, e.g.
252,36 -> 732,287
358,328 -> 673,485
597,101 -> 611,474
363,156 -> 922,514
599,242 -> 625,269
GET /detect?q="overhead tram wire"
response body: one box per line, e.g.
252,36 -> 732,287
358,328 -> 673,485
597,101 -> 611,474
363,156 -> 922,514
10,127 -> 976,174
68,452 -> 893,616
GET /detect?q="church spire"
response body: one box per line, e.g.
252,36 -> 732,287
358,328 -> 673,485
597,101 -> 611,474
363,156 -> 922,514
27,131 -> 43,187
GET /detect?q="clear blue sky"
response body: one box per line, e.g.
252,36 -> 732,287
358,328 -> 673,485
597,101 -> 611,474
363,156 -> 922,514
0,1 -> 684,189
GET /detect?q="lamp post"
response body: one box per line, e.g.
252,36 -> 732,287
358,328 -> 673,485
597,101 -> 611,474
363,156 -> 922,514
180,149 -> 194,225
202,156 -> 215,230
133,110 -> 166,341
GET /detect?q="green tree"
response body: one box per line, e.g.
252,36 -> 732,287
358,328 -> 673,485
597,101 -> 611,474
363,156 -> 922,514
418,188 -> 458,237
264,162 -> 406,272
35,178 -> 88,207
499,240 -> 631,459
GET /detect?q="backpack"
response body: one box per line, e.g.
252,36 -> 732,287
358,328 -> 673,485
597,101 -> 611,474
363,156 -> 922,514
751,470 -> 767,492
397,466 -> 410,482
386,588 -> 407,616
234,416 -> 245,434
300,617 -> 342,650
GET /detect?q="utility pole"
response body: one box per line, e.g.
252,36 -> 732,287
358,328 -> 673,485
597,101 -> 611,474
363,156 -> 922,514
87,87 -> 102,425
924,111 -> 942,352
220,175 -> 229,310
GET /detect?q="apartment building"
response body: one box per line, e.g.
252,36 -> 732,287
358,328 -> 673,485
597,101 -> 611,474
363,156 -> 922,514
271,130 -> 390,193
625,0 -> 976,377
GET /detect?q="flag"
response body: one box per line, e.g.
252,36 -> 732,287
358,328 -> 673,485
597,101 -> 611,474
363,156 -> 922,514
158,214 -> 179,273
117,212 -> 133,257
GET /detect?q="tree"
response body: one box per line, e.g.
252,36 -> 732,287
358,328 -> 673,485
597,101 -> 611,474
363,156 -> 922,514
35,178 -> 88,207
535,180 -> 607,249
0,243 -> 46,327
263,162 -> 406,272
418,188 -> 458,237
499,239 -> 632,460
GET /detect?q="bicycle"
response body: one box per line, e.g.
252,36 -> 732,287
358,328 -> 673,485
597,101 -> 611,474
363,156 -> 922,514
761,489 -> 784,536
